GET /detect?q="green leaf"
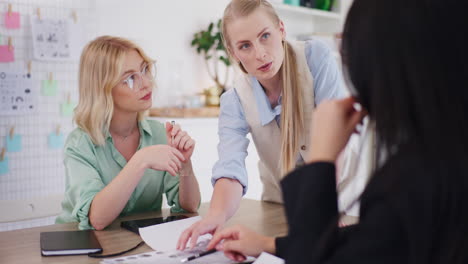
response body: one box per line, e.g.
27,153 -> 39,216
216,42 -> 224,50
191,19 -> 232,69
208,22 -> 214,33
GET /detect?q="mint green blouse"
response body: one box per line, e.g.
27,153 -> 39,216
56,119 -> 185,230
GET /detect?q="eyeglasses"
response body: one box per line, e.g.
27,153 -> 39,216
122,61 -> 157,92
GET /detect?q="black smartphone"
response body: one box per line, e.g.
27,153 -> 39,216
120,215 -> 188,235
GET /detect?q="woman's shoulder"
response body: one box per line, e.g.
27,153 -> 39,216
302,39 -> 333,68
65,127 -> 94,149
303,38 -> 333,57
220,87 -> 241,104
63,127 -> 99,162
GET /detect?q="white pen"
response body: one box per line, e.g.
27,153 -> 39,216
171,120 -> 175,145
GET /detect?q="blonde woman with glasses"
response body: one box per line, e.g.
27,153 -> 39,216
178,0 -> 349,249
56,36 -> 200,230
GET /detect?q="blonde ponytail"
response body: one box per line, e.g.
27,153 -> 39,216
280,41 -> 305,175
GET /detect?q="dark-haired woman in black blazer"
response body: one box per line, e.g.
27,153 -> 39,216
206,0 -> 468,263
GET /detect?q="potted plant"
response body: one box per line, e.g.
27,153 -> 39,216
191,19 -> 231,106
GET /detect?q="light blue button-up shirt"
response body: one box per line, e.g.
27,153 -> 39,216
212,39 -> 346,194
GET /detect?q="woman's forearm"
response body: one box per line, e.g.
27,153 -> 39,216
178,160 -> 201,212
208,178 -> 244,221
89,156 -> 146,230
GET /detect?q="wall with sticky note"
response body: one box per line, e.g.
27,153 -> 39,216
0,0 -> 96,231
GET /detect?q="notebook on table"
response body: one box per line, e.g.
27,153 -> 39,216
40,230 -> 103,256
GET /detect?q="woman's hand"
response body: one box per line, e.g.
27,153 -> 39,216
134,145 -> 185,176
306,97 -> 366,164
206,225 -> 275,262
177,214 -> 226,250
166,122 -> 195,162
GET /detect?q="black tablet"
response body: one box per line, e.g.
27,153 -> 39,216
120,215 -> 188,235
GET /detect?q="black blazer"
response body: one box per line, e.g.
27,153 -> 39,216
275,144 -> 468,264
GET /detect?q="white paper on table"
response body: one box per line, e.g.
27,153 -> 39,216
103,216 -> 257,264
253,252 -> 285,264
101,237 -> 256,264
138,216 -> 211,252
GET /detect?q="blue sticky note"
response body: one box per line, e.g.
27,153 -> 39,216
0,157 -> 9,175
48,132 -> 64,149
41,80 -> 58,96
61,102 -> 75,117
6,135 -> 22,152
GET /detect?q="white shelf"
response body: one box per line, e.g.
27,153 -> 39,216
273,3 -> 341,20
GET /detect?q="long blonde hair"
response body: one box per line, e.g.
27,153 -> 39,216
222,0 -> 305,175
74,36 -> 153,145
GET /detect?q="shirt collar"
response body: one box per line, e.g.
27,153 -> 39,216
251,76 -> 282,126
139,118 -> 153,136
105,118 -> 153,141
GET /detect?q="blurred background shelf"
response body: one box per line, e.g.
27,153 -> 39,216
149,107 -> 220,118
272,3 -> 341,20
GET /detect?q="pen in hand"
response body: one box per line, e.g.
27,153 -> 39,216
171,120 -> 175,146
181,248 -> 217,262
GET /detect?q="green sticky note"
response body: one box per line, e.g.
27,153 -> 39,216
61,102 -> 75,117
41,80 -> 58,96
6,135 -> 22,152
0,157 -> 9,175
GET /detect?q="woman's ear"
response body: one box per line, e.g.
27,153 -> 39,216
225,45 -> 237,62
279,20 -> 286,40
230,52 -> 240,64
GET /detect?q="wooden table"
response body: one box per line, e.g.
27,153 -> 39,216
149,107 -> 220,118
0,199 -> 286,264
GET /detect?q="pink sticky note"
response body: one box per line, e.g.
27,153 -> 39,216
5,12 -> 21,29
0,45 -> 14,62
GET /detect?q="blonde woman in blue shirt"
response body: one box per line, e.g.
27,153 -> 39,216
56,36 -> 201,230
178,0 -> 347,249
